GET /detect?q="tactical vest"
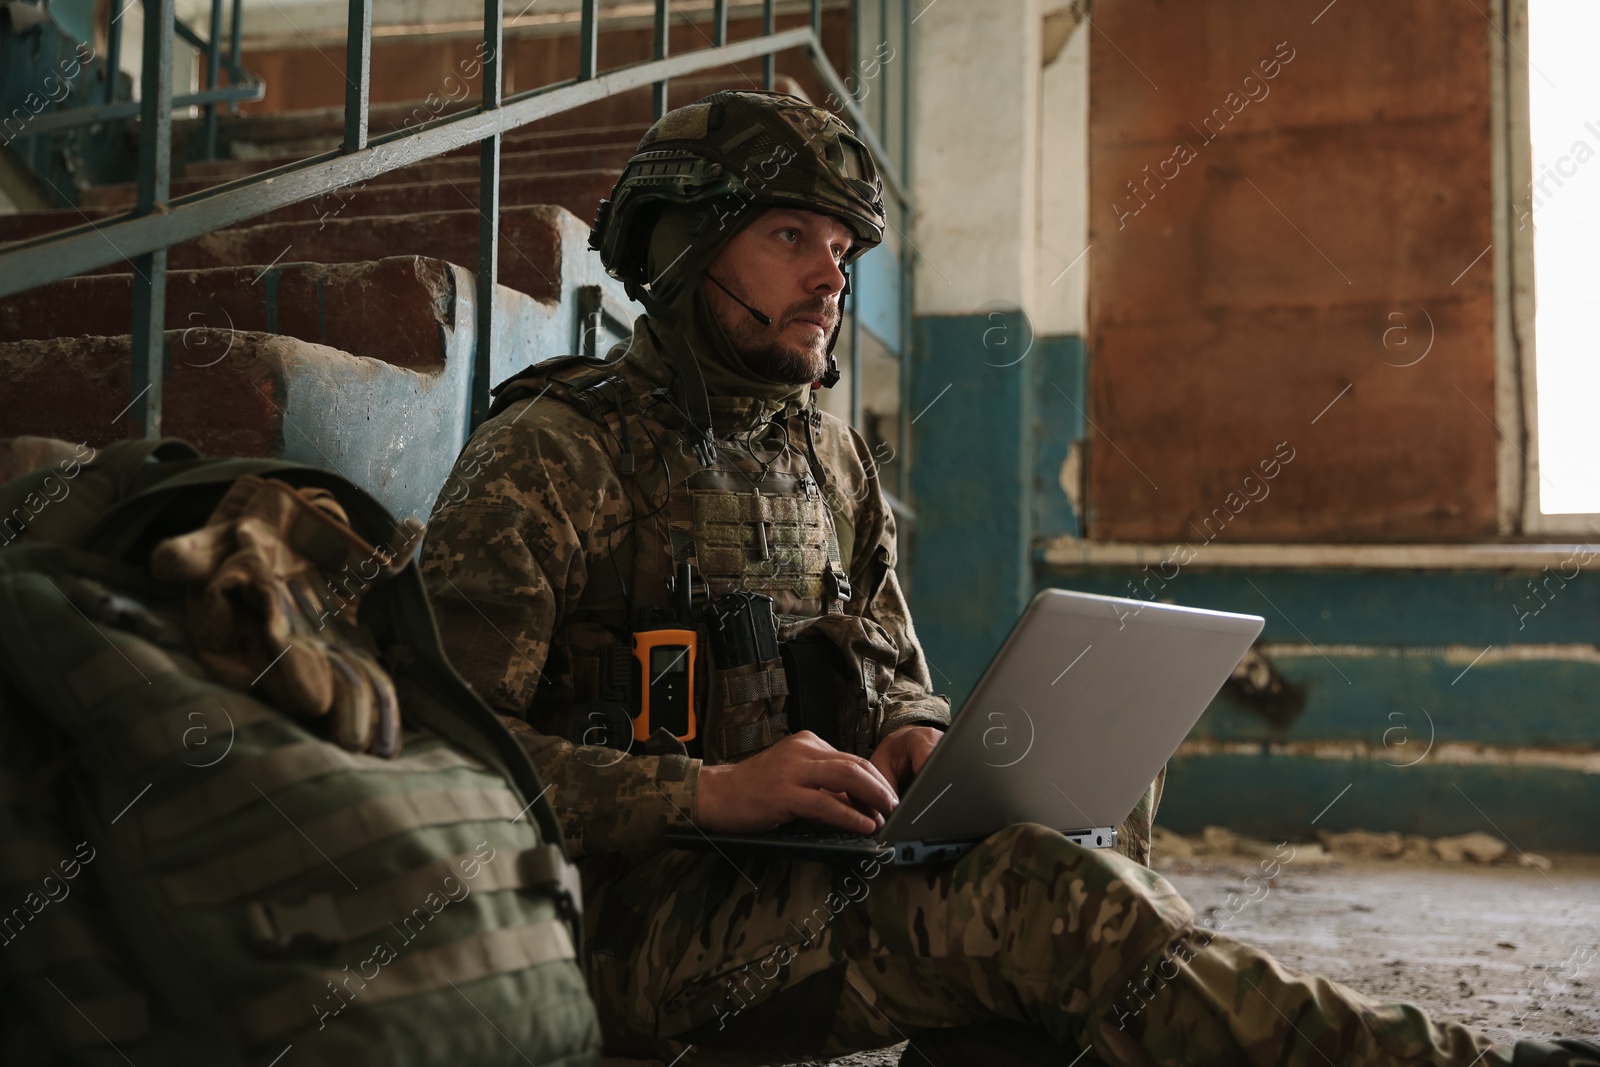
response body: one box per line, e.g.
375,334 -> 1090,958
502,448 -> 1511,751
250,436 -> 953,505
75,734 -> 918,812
485,351 -> 900,766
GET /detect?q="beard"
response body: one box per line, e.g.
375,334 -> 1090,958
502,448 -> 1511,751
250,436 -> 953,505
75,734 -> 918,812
715,291 -> 839,386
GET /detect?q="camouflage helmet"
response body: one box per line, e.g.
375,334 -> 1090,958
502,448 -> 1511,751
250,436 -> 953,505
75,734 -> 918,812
589,90 -> 886,298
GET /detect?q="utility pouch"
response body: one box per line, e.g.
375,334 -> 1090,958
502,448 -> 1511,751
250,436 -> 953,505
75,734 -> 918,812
701,591 -> 789,764
779,635 -> 848,750
777,612 -> 900,758
706,590 -> 780,668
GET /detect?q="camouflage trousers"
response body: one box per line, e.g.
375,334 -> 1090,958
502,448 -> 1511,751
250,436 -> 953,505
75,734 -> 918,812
582,823 -> 1512,1067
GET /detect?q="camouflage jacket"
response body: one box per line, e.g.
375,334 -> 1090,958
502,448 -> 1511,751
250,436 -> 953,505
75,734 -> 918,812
420,319 -> 952,860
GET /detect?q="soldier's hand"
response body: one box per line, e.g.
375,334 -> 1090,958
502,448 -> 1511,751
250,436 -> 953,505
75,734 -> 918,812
869,726 -> 943,791
695,731 -> 899,834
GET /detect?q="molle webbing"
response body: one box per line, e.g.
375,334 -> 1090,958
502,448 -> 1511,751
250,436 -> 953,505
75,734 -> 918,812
688,486 -> 828,602
717,704 -> 789,760
711,656 -> 790,761
63,638 -> 186,708
237,918 -> 577,1042
116,691 -> 276,770
140,741 -> 485,843
722,664 -> 788,707
242,844 -> 573,952
162,787 -> 526,907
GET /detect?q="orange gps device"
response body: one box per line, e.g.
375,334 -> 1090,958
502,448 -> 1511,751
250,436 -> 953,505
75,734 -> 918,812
631,628 -> 697,743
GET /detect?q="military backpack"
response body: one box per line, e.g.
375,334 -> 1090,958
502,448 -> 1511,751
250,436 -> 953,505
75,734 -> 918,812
0,438 -> 601,1066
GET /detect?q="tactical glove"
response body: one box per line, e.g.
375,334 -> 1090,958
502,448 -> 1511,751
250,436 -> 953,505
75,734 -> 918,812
151,475 -> 412,757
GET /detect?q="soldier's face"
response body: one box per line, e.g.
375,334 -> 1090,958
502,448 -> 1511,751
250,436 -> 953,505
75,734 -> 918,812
702,207 -> 852,385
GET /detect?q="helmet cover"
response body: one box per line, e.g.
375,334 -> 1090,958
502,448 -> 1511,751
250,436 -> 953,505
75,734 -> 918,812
590,90 -> 886,298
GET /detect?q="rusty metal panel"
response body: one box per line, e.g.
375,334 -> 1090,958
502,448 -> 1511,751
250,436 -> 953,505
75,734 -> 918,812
1088,0 -> 1498,542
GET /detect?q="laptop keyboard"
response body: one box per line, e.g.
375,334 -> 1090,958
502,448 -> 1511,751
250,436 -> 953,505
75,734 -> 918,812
760,830 -> 880,846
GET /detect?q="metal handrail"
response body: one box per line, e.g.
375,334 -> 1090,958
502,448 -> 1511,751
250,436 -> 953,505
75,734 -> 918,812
173,15 -> 253,85
0,0 -> 913,445
0,27 -> 904,294
18,13 -> 263,137
20,83 -> 264,136
810,43 -> 905,207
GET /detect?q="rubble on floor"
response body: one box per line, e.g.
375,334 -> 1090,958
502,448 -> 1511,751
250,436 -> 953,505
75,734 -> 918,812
1152,825 -> 1554,871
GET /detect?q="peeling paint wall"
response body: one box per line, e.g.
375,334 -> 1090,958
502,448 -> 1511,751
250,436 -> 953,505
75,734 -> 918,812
1085,0 -> 1499,543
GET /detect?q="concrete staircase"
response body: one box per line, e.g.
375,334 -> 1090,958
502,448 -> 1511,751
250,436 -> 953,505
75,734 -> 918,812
0,76 -> 802,521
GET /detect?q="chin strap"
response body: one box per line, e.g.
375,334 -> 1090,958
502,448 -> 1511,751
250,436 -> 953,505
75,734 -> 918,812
816,338 -> 842,389
813,265 -> 851,389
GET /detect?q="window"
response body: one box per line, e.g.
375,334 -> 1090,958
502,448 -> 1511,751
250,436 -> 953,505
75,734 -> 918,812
1520,0 -> 1600,526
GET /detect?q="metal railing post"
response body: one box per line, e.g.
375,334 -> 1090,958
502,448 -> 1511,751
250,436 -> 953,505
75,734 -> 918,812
712,0 -> 727,47
850,275 -> 863,431
472,0 -> 503,431
652,0 -> 668,120
850,0 -> 860,98
898,0 -> 913,504
129,0 -> 173,440
879,0 -> 889,135
849,0 -> 863,430
343,0 -> 371,152
762,0 -> 775,89
228,0 -> 243,113
579,0 -> 598,80
104,0 -> 123,105
203,0 -> 223,157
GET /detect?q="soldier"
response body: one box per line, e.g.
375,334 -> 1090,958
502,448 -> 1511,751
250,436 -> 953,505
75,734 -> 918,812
420,91 -> 1596,1067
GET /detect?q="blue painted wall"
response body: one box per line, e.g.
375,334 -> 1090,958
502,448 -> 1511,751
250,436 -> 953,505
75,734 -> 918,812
1031,333 -> 1086,543
910,314 -> 1085,697
1159,756 -> 1600,854
852,240 -> 903,354
908,312 -> 1034,695
1051,567 -> 1600,649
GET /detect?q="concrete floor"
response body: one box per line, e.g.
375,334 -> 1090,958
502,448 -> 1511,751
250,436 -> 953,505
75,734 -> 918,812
1162,852 -> 1600,1043
789,851 -> 1600,1066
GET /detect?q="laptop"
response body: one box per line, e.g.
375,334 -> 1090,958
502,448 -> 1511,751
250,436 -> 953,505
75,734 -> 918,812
665,588 -> 1265,866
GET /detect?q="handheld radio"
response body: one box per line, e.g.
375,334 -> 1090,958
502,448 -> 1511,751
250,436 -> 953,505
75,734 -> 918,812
630,630 -> 697,742
628,560 -> 700,743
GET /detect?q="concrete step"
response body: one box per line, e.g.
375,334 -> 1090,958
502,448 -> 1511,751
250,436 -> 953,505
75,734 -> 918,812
0,329 -> 460,523
176,137 -> 639,185
0,210 -> 99,244
0,249 -> 637,521
178,205 -> 578,303
0,204 -> 596,305
211,169 -> 619,232
0,257 -> 456,370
